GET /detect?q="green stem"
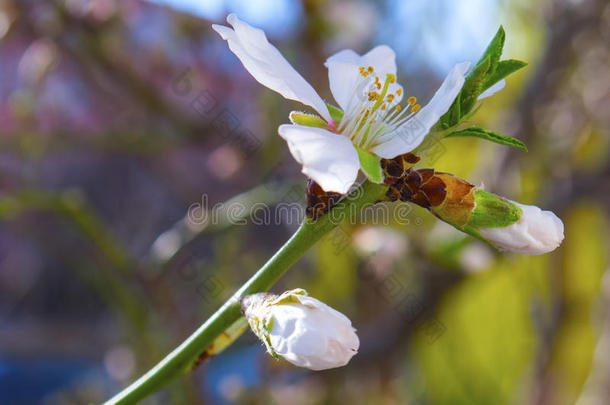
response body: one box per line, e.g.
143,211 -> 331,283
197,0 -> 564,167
103,181 -> 388,405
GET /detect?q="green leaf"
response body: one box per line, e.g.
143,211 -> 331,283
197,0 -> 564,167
326,103 -> 344,124
439,26 -> 508,128
356,147 -> 383,183
440,56 -> 491,128
459,56 -> 492,117
476,25 -> 506,70
289,112 -> 327,128
445,127 -> 528,151
468,189 -> 523,228
440,91 -> 461,129
482,59 -> 528,92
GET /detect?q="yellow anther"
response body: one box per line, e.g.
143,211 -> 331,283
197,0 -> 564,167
396,88 -> 402,96
368,92 -> 380,101
359,66 -> 370,77
387,94 -> 395,102
381,103 -> 387,110
395,105 -> 402,112
407,96 -> 417,105
376,82 -> 382,90
367,66 -> 374,73
411,104 -> 421,113
387,73 -> 396,83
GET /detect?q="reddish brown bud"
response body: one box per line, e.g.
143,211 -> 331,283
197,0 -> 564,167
306,179 -> 342,220
383,166 -> 475,227
430,173 -> 475,226
381,153 -> 422,184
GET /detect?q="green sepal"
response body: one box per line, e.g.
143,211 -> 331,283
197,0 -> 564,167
326,103 -> 344,124
289,111 -> 327,128
273,288 -> 307,306
356,147 -> 383,183
261,317 -> 280,359
468,189 -> 523,228
445,126 -> 527,151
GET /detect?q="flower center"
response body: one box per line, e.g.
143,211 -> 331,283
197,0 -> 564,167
338,66 -> 422,151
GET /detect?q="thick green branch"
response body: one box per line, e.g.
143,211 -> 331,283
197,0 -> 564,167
103,181 -> 389,405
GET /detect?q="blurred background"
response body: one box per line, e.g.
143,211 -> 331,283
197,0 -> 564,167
1,0 -> 609,404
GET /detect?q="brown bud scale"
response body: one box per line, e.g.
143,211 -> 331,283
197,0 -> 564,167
381,154 -> 474,222
306,179 -> 343,220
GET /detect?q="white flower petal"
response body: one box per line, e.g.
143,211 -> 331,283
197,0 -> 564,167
360,45 -> 398,75
297,295 -> 354,326
267,297 -> 359,370
212,14 -> 331,122
479,202 -> 564,255
477,79 -> 506,100
278,124 -> 359,194
371,61 -> 471,158
325,45 -> 400,112
325,59 -> 362,113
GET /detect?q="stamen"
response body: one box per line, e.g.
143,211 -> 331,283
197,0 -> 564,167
370,74 -> 394,112
392,111 -> 417,127
358,73 -> 395,146
340,65 -> 426,151
372,76 -> 382,90
359,66 -> 374,77
351,108 -> 372,145
387,98 -> 418,126
383,108 -> 402,126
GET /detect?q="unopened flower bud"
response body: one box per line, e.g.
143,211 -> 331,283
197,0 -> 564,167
383,164 -> 564,255
477,201 -> 564,255
438,188 -> 564,255
241,289 -> 359,370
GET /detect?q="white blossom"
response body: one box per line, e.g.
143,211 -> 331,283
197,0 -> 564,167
479,202 -> 564,255
213,14 -> 470,193
241,289 -> 359,370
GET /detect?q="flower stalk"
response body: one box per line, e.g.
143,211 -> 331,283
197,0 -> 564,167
103,181 -> 388,405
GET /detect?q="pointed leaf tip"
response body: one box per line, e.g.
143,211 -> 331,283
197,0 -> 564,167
445,127 -> 528,151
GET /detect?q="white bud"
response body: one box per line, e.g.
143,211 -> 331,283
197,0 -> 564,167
241,289 -> 359,370
479,202 -> 564,255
